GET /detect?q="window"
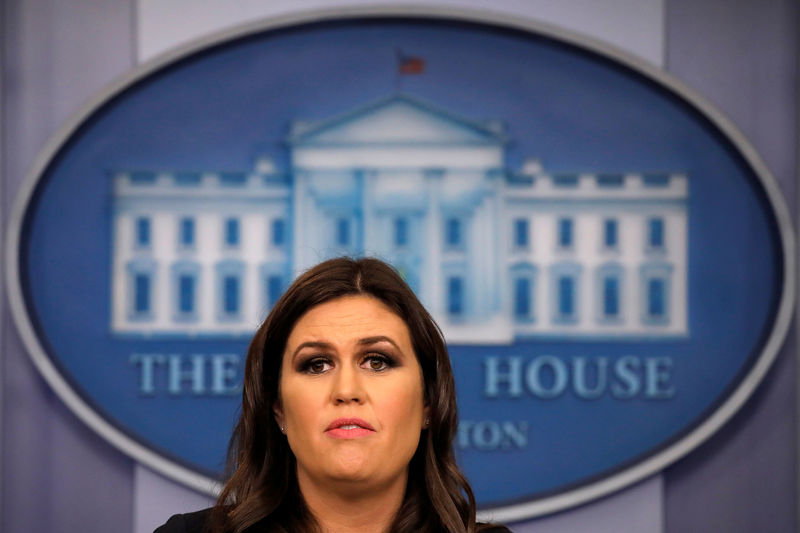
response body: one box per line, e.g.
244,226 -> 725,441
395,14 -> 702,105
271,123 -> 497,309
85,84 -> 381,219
267,275 -> 283,308
648,278 -> 665,317
513,218 -> 529,248
394,217 -> 408,247
216,260 -> 244,320
558,276 -> 574,316
603,277 -> 620,317
178,275 -> 195,314
271,219 -> 285,246
445,218 -> 462,248
510,263 -> 537,322
447,277 -> 463,316
336,218 -> 350,246
558,218 -> 573,248
224,218 -> 240,246
134,274 -> 151,313
171,261 -> 200,320
127,259 -> 156,320
553,174 -> 579,187
260,264 -> 287,313
179,217 -> 195,247
597,174 -> 624,187
595,263 -> 623,323
550,262 -> 581,323
643,173 -> 670,187
603,219 -> 618,248
648,217 -> 665,249
135,217 -> 151,247
640,263 -> 672,325
223,276 -> 239,314
514,277 -> 531,318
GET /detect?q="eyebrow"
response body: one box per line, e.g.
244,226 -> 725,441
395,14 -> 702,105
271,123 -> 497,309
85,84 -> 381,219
290,341 -> 332,361
289,336 -> 401,361
357,336 -> 401,350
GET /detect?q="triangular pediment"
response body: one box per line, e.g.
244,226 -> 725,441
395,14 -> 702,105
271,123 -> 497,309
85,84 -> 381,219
288,95 -> 506,145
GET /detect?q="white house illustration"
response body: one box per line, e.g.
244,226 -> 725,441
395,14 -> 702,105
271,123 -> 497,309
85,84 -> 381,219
110,94 -> 688,342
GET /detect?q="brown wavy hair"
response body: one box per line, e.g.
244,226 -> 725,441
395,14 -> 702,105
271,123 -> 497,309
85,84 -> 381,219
210,257 -> 492,533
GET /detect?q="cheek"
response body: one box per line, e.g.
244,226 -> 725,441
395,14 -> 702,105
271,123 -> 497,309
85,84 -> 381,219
376,378 -> 425,425
280,378 -> 322,429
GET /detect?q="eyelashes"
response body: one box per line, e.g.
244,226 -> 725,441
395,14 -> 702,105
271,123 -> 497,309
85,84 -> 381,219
363,354 -> 396,372
297,353 -> 398,375
299,357 -> 331,374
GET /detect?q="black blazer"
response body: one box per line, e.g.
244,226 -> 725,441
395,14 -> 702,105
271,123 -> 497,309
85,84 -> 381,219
155,508 -> 511,532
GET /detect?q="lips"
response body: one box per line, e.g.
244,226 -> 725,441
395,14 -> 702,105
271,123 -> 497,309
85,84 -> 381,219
325,417 -> 376,439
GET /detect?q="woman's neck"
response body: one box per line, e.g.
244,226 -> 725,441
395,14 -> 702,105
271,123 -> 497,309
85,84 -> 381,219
297,468 -> 407,533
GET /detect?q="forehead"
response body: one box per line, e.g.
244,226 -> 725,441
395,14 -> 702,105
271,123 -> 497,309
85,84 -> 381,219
286,295 -> 412,344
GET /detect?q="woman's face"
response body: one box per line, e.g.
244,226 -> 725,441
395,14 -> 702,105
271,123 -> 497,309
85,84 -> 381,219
275,295 -> 429,492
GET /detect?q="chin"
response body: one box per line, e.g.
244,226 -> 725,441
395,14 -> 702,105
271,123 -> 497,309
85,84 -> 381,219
329,454 -> 372,481
328,469 -> 373,484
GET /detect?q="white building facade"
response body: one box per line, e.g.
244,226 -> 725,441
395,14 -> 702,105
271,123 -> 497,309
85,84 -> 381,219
110,95 -> 688,342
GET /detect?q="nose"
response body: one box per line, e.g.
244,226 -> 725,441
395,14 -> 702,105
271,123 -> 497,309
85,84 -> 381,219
331,364 -> 365,405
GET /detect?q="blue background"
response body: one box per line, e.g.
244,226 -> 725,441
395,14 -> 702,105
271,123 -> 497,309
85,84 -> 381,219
20,19 -> 782,506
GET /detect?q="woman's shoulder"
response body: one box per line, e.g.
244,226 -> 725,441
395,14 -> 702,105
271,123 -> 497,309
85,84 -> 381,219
153,508 -> 212,533
152,509 -> 511,533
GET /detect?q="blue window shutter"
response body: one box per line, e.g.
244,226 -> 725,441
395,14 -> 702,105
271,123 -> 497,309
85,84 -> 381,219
394,218 -> 408,246
337,218 -> 350,246
448,277 -> 463,315
136,218 -> 151,246
649,218 -> 664,248
272,219 -> 285,246
558,276 -> 574,316
514,219 -> 528,247
267,275 -> 282,307
224,275 -> 239,313
225,218 -> 239,246
446,218 -> 461,246
514,277 -> 530,317
134,274 -> 150,313
603,277 -> 619,316
559,219 -> 573,247
604,219 -> 617,247
180,218 -> 194,246
648,278 -> 665,316
179,275 -> 195,313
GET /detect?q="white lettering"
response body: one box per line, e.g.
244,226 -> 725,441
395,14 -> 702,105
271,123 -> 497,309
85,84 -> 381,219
457,420 -> 529,450
526,356 -> 568,399
130,353 -> 243,396
169,354 -> 205,395
573,357 -> 608,399
130,353 -> 165,395
482,355 -> 675,401
483,357 -> 523,397
611,356 -> 642,398
645,357 -> 675,399
211,354 -> 241,395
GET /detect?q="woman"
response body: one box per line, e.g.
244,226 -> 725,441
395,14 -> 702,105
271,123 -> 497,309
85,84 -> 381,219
156,257 -> 509,533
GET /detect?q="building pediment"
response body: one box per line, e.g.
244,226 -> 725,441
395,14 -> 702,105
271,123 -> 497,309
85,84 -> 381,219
288,94 -> 506,146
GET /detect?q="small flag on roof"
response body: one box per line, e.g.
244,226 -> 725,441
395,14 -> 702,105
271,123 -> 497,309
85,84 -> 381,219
397,50 -> 425,74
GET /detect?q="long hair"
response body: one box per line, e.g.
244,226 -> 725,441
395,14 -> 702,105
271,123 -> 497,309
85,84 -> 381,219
211,257 -> 485,533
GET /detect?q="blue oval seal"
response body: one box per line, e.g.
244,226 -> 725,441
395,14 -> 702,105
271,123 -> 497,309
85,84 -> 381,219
6,8 -> 794,521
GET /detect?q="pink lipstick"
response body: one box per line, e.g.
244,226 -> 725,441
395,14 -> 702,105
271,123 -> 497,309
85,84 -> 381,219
325,417 -> 376,439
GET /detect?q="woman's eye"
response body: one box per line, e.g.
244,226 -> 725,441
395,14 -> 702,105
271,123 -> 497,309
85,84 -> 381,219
302,358 -> 331,374
363,355 -> 392,371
